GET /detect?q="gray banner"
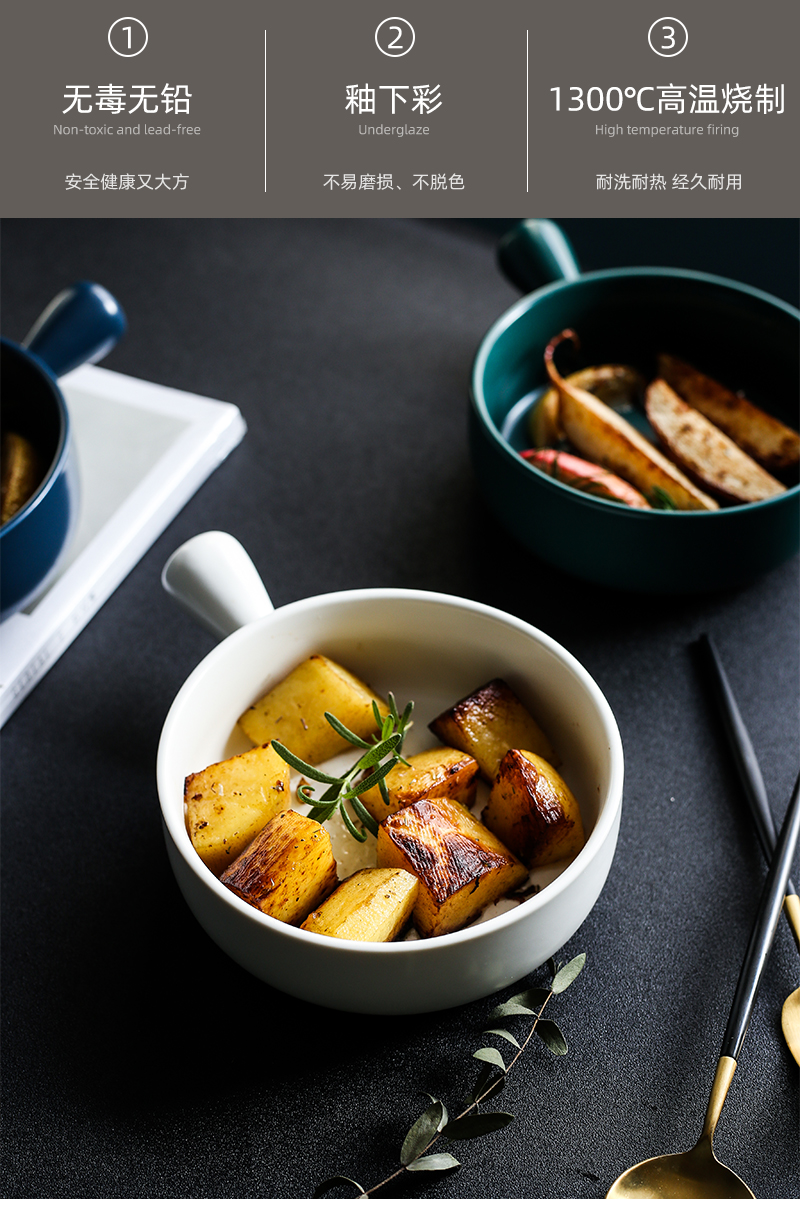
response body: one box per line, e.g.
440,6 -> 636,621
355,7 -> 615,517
1,0 -> 796,216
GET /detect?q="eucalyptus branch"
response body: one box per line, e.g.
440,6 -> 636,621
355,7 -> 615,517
315,952 -> 587,1199
272,694 -> 413,843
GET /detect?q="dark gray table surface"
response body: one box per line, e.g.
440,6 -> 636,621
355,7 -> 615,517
2,218 -> 798,1199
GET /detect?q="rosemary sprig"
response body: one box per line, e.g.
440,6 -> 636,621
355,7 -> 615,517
648,485 -> 678,510
271,693 -> 413,843
315,952 -> 586,1198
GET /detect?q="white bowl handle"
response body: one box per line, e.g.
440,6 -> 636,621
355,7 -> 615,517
161,531 -> 274,640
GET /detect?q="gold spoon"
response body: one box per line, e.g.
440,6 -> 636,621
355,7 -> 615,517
608,770 -> 800,1200
697,633 -> 800,1065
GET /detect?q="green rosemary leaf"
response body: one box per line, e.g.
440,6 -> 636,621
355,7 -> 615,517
349,795 -> 380,838
482,1027 -> 521,1049
379,776 -> 391,806
323,711 -> 372,749
473,1047 -> 506,1071
371,699 -> 383,728
442,1112 -> 514,1140
357,732 -> 402,769
338,801 -> 368,843
536,1018 -> 568,1055
270,742 -> 341,784
313,1174 -> 366,1198
400,1101 -> 445,1166
551,952 -> 586,994
649,485 -> 678,510
306,802 -> 338,824
406,1153 -> 460,1173
351,757 -> 399,796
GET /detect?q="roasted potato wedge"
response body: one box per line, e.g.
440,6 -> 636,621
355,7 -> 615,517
220,809 -> 338,923
358,746 -> 479,823
545,332 -> 718,511
300,867 -> 419,941
528,364 -> 645,448
658,354 -> 800,474
185,740 -> 291,875
429,678 -> 559,782
521,449 -> 651,508
376,797 -> 528,938
238,654 -> 388,762
1,431 -> 42,524
645,379 -> 786,504
482,749 -> 585,869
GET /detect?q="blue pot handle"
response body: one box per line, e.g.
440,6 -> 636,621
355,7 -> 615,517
21,281 -> 127,378
497,219 -> 582,294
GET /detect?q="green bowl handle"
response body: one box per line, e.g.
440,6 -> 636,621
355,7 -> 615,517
497,219 -> 582,293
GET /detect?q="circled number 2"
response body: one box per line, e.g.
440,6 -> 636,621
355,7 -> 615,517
375,17 -> 415,57
647,17 -> 688,57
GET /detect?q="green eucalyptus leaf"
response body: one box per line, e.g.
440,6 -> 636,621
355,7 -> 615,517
400,1100 -> 445,1166
424,1095 -> 449,1130
482,1028 -> 521,1049
442,1112 -> 514,1140
548,956 -> 558,979
551,952 -> 586,994
473,1047 -> 506,1071
536,1017 -> 568,1055
487,1001 -> 534,1019
506,987 -> 550,1010
406,1153 -> 460,1173
313,1174 -> 366,1197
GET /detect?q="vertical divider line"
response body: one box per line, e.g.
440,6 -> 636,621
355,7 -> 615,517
264,31 -> 267,193
526,30 -> 529,192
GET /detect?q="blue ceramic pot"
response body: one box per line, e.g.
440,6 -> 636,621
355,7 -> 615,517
1,283 -> 126,618
470,221 -> 799,594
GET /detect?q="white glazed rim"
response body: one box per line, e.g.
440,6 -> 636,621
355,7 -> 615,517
157,586 -> 624,955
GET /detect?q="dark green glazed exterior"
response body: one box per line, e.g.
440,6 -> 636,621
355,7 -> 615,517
470,266 -> 799,594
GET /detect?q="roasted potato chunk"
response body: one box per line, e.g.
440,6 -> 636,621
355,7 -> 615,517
185,741 -> 291,875
429,678 -> 559,782
645,379 -> 785,504
358,746 -> 479,823
376,797 -> 528,937
529,364 -> 645,448
657,354 -> 800,474
300,867 -> 419,942
238,654 -> 388,762
545,332 -> 718,511
220,810 -> 337,924
482,749 -> 585,869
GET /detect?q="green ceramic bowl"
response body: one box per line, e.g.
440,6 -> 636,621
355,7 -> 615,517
470,221 -> 799,594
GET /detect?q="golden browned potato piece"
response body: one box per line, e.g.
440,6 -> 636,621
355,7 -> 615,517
185,740 -> 291,875
658,354 -> 800,474
529,364 -> 645,449
358,746 -> 480,823
376,797 -> 528,938
300,867 -> 419,941
238,654 -> 388,762
1,431 -> 42,524
545,332 -> 718,511
220,810 -> 337,924
645,379 -> 785,504
482,749 -> 585,869
429,678 -> 559,782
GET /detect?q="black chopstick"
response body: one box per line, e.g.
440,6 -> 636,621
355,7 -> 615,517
695,632 -> 797,898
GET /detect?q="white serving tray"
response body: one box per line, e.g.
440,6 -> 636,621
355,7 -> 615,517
0,363 -> 246,726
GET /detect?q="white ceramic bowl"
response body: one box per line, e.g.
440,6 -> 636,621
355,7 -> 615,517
157,532 -> 624,1014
